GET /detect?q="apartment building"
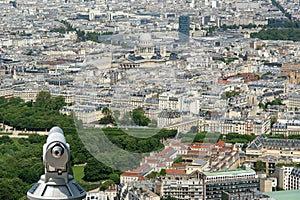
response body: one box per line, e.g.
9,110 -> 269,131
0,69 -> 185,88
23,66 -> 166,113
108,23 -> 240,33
120,164 -> 152,184
246,136 -> 300,175
280,63 -> 300,84
128,187 -> 160,200
120,172 -> 144,185
278,166 -> 293,190
157,110 -> 182,128
288,167 -> 300,190
51,90 -> 75,104
166,118 -> 201,133
159,92 -> 181,111
60,104 -> 103,124
287,93 -> 300,110
272,119 -> 300,136
217,117 -> 270,135
203,169 -> 259,200
160,170 -> 203,200
117,181 -> 158,200
160,168 -> 259,200
0,85 -> 13,98
221,118 -> 250,135
246,135 -> 300,158
13,87 -> 41,102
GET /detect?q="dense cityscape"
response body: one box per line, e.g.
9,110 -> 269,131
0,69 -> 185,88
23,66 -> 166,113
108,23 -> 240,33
1,0 -> 300,199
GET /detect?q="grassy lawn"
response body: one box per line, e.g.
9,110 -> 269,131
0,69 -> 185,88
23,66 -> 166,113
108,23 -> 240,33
72,165 -> 99,191
84,127 -> 164,138
117,127 -> 160,138
72,165 -> 85,182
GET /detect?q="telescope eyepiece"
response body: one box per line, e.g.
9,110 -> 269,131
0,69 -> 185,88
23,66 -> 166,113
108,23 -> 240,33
51,145 -> 64,159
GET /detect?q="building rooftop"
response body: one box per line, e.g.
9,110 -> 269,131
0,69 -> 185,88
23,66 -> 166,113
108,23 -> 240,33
263,190 -> 300,200
202,169 -> 256,177
166,169 -> 186,175
247,135 -> 300,150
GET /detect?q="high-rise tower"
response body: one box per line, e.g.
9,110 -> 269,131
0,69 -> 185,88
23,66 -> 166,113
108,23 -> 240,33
179,15 -> 190,43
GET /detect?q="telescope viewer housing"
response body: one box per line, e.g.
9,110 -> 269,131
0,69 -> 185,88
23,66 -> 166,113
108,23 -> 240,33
27,126 -> 86,200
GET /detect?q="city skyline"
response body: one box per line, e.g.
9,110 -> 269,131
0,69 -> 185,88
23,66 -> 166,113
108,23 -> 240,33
0,0 -> 300,199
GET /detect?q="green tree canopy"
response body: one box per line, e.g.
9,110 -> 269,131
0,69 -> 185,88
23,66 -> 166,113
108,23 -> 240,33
35,91 -> 51,108
132,108 -> 151,126
83,158 -> 114,182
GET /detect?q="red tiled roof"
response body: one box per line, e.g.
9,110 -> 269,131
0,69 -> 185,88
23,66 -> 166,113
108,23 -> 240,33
166,169 -> 186,175
121,172 -> 139,177
190,145 -> 210,149
158,147 -> 174,156
172,163 -> 186,167
146,158 -> 158,163
135,164 -> 150,173
216,140 -> 225,147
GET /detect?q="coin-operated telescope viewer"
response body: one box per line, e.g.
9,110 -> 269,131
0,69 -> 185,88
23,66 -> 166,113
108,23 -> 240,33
27,127 -> 86,200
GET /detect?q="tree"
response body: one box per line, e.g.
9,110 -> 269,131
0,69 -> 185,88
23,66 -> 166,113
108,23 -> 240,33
0,135 -> 13,144
8,97 -> 23,105
193,131 -> 207,142
100,180 -> 115,191
255,160 -> 266,172
9,1 -> 17,8
109,173 -> 120,184
83,158 -> 114,182
222,90 -> 239,99
160,169 -> 166,176
258,102 -> 265,110
49,96 -> 66,110
102,107 -> 111,116
100,107 -> 115,125
190,126 -> 198,133
132,108 -> 151,126
28,134 -> 46,144
173,156 -> 182,164
26,50 -> 33,56
35,91 -> 51,108
19,167 -> 43,184
0,178 -> 28,199
99,115 -> 115,125
270,98 -> 284,106
146,171 -> 159,179
35,91 -> 66,110
273,186 -> 284,191
270,116 -> 277,127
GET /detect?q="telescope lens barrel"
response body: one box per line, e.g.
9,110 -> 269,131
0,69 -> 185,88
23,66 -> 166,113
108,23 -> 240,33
51,145 -> 64,158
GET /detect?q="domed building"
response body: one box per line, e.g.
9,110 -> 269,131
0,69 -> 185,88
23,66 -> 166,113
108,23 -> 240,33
116,33 -> 168,70
134,33 -> 155,59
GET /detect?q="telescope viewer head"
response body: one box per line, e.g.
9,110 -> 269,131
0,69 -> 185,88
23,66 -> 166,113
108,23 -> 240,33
44,126 -> 70,173
27,126 -> 86,200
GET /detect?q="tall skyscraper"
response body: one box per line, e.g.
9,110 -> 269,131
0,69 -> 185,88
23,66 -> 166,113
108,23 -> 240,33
179,15 -> 190,43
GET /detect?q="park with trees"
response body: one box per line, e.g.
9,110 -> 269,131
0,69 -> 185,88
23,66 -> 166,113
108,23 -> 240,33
2,91 -> 300,199
0,91 -> 177,199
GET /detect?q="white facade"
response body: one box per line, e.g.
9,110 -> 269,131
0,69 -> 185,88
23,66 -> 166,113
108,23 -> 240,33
288,167 -> 300,190
279,166 -> 293,190
86,192 -> 107,200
